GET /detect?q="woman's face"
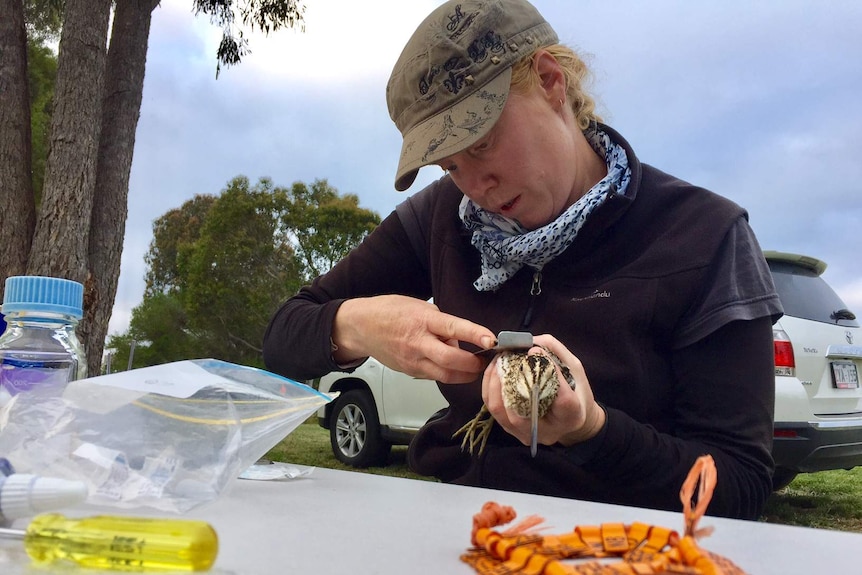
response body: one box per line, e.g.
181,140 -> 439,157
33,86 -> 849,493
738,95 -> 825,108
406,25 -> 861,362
437,83 -> 595,231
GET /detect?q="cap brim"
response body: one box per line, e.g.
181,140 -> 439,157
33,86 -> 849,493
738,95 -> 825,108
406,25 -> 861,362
393,68 -> 512,191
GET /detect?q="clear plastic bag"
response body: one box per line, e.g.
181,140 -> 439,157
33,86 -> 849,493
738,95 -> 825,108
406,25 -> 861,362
0,359 -> 334,513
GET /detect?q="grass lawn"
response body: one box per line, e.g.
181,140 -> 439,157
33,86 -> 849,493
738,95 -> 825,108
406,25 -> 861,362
762,468 -> 862,532
265,419 -> 430,481
266,420 -> 862,533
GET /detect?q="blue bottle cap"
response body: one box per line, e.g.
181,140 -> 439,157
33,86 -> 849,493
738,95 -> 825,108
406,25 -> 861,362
2,276 -> 84,320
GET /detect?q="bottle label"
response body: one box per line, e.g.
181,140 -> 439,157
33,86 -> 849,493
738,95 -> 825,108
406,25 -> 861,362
0,357 -> 74,396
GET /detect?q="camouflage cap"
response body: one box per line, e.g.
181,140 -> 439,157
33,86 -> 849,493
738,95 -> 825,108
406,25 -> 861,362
386,0 -> 558,191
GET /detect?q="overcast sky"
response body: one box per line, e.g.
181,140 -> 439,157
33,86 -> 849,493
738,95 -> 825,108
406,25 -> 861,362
112,0 -> 862,335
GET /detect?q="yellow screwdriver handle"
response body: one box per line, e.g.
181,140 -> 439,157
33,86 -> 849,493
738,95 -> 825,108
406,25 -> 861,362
24,513 -> 219,572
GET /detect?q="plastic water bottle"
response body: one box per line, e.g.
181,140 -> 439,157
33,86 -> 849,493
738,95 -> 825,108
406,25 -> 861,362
0,276 -> 86,407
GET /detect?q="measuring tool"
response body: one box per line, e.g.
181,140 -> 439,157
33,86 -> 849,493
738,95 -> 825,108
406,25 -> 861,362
472,331 -> 534,359
0,513 -> 218,571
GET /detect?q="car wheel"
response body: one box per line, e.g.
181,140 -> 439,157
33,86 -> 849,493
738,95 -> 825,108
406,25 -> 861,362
772,467 -> 798,491
329,389 -> 391,467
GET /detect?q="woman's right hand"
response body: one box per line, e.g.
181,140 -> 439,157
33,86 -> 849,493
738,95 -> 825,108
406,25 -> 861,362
331,295 -> 496,383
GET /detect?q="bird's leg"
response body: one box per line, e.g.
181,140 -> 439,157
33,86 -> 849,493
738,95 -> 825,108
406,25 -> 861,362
453,405 -> 495,456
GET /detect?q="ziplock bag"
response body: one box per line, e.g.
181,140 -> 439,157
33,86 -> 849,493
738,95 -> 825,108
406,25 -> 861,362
0,359 -> 334,513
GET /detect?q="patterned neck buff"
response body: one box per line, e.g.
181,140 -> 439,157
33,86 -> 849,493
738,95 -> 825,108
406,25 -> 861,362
459,125 -> 632,292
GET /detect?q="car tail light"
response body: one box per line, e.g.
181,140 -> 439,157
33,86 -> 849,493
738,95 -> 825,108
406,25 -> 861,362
773,328 -> 795,377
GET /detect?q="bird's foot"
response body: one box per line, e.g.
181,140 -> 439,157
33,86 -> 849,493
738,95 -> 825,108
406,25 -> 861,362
453,406 -> 495,456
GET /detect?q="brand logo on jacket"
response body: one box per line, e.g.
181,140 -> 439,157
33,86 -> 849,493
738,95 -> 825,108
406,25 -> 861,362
570,290 -> 611,303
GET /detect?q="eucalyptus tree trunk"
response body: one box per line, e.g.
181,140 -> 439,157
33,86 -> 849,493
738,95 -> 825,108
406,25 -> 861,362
82,0 -> 161,376
0,0 -> 36,298
27,0 -> 112,288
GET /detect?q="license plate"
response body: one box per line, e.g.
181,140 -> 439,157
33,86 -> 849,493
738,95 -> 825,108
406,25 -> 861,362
831,361 -> 859,389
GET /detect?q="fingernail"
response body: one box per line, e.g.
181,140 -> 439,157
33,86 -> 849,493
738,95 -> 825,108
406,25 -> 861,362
480,335 -> 494,349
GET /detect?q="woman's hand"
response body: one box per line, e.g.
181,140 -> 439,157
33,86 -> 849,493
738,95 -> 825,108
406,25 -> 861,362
482,334 -> 606,447
331,295 -> 496,383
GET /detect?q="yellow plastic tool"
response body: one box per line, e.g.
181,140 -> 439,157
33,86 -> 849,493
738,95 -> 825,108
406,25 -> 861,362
0,513 -> 218,571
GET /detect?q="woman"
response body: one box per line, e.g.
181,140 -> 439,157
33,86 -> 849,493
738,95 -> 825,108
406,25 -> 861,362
263,0 -> 782,520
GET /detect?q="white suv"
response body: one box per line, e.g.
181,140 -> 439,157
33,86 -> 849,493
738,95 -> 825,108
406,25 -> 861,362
317,251 -> 862,489
317,357 -> 447,467
767,251 -> 862,489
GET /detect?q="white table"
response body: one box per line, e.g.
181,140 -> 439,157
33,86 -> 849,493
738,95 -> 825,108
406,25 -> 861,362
2,465 -> 860,573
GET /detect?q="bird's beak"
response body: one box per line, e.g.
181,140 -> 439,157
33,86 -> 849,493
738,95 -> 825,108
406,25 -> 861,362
530,380 -> 539,457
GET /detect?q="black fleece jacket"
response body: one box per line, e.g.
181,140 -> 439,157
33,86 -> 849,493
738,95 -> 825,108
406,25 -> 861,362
263,124 -> 783,520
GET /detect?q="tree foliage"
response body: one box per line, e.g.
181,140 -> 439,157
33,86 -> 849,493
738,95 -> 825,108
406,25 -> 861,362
26,38 -> 58,207
24,0 -> 63,42
276,180 -> 381,279
193,0 -> 305,78
107,293 -> 194,371
107,176 -> 379,370
144,194 -> 218,297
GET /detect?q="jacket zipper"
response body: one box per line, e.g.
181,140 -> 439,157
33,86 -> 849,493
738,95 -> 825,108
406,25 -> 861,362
520,269 -> 542,329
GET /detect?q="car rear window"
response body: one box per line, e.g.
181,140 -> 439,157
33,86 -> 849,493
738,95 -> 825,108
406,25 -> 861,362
768,261 -> 859,327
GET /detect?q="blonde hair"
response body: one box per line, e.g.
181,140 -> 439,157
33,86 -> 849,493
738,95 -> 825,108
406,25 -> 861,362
510,44 -> 601,130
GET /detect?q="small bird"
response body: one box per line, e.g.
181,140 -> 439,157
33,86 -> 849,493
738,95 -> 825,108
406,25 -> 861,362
454,346 -> 576,457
